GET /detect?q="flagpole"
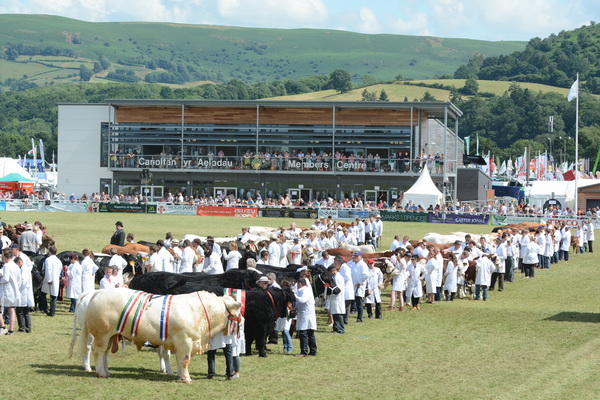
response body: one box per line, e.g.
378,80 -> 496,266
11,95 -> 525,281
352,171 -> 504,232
575,73 -> 579,215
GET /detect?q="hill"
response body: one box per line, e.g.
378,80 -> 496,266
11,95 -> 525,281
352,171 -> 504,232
0,14 -> 525,89
453,21 -> 600,91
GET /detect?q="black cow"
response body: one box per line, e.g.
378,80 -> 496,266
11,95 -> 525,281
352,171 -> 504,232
130,269 -> 263,293
255,264 -> 336,296
128,274 -> 295,357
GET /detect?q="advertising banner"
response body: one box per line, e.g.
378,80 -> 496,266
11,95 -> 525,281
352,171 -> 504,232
197,206 -> 258,217
542,216 -> 591,228
380,211 -> 429,223
318,208 -> 374,220
429,213 -> 489,224
491,215 -> 543,226
98,203 -> 147,213
40,202 -> 90,213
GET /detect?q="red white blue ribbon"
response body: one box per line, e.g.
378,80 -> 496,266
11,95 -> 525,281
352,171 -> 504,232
159,295 -> 173,341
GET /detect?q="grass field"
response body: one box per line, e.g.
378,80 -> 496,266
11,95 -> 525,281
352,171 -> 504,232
1,212 -> 599,399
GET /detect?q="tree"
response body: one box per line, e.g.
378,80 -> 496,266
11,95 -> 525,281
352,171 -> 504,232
461,78 -> 479,95
421,91 -> 437,102
378,89 -> 389,101
362,74 -> 376,86
79,64 -> 92,82
329,69 -> 352,93
361,89 -> 377,101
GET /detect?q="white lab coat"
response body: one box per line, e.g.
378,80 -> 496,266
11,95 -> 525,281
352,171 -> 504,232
294,285 -> 317,331
475,257 -> 496,286
19,261 -> 35,308
406,262 -> 425,298
443,261 -> 458,293
365,267 -> 383,304
425,258 -> 437,294
66,261 -> 83,300
1,260 -> 21,307
41,255 -> 62,297
328,272 -> 346,315
179,246 -> 198,273
81,256 -> 98,293
158,247 -> 174,273
391,258 -> 408,292
203,252 -> 224,275
349,259 -> 369,297
339,263 -> 354,301
267,241 -> 281,267
222,250 -> 242,271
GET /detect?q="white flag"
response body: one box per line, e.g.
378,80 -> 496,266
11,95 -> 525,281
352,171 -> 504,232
568,79 -> 578,101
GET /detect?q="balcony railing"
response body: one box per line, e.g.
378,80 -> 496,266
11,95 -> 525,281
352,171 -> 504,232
109,154 -> 457,174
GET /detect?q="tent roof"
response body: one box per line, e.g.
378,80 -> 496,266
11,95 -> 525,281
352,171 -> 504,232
0,172 -> 35,183
404,165 -> 443,196
0,158 -> 34,180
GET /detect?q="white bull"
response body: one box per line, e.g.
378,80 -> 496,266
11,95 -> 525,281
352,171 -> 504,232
82,288 -> 241,383
423,232 -> 464,244
339,243 -> 376,254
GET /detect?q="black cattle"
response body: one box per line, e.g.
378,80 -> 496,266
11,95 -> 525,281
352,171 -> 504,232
130,269 -> 263,293
128,274 -> 295,357
255,264 -> 336,297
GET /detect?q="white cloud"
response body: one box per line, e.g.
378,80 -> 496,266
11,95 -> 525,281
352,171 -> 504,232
216,0 -> 328,27
357,7 -> 380,34
389,12 -> 431,36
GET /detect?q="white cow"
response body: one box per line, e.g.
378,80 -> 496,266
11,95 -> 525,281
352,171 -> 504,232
82,288 -> 241,383
339,243 -> 376,254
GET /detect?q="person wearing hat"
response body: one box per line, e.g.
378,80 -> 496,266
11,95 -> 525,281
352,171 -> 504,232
328,263 -> 345,334
256,275 -> 270,290
110,221 -> 125,246
18,223 -> 41,256
347,251 -> 369,323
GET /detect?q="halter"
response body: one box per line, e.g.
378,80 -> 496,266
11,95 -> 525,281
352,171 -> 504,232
265,289 -> 279,319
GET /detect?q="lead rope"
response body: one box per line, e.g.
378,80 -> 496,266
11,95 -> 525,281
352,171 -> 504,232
196,292 -> 211,341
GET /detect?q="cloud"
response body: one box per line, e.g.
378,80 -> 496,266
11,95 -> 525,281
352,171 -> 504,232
216,0 -> 328,27
357,7 -> 380,34
389,12 -> 431,36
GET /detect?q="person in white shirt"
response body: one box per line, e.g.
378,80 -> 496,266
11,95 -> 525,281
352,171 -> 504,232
315,251 -> 333,268
99,266 -> 117,289
523,234 -> 542,278
80,249 -> 98,293
0,226 -> 11,250
365,259 -> 383,319
475,256 -> 496,301
356,218 -> 366,245
289,238 -> 302,265
109,247 -> 127,286
267,237 -> 281,267
202,244 -> 224,275
373,215 -> 383,249
40,245 -> 61,316
171,239 -> 182,272
14,255 -> 34,333
586,219 -> 595,253
222,242 -> 242,271
413,242 -> 429,258
348,251 -> 369,323
179,240 -> 198,273
491,238 -> 506,291
0,249 -> 21,334
157,240 -> 174,273
238,227 -> 251,243
66,253 -> 83,312
390,235 -> 401,251
318,231 -> 332,251
293,277 -> 317,356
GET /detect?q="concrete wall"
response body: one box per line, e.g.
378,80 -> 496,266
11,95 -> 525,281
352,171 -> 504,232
58,104 -> 112,197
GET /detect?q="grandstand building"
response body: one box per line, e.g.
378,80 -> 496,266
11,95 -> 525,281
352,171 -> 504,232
58,100 -> 463,204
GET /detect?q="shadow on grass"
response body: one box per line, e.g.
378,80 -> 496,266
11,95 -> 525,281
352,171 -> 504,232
30,364 -> 182,381
544,312 -> 600,323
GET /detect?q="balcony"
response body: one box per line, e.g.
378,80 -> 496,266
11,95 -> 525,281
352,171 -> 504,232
108,154 -> 457,175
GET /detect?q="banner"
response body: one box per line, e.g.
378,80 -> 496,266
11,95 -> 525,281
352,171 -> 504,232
318,208 -> 375,220
261,208 -> 319,219
98,203 -> 147,213
197,206 -> 258,217
40,202 -> 90,213
380,211 -> 429,222
429,213 -> 489,225
491,215 -> 543,226
542,216 -> 588,228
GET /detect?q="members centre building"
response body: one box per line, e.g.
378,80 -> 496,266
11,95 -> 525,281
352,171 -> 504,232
58,100 -> 463,204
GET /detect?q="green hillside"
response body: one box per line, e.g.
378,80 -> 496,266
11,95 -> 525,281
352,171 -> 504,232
0,14 -> 525,88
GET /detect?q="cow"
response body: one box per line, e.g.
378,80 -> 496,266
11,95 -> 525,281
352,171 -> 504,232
81,288 -> 242,383
102,243 -> 150,256
129,275 -> 294,358
254,264 -> 337,297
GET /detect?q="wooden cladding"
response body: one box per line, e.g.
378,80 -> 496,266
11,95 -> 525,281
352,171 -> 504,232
116,106 -> 420,126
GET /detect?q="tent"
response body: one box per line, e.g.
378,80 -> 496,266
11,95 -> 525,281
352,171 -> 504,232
402,165 -> 443,208
528,180 -> 598,210
0,173 -> 35,193
0,158 -> 34,180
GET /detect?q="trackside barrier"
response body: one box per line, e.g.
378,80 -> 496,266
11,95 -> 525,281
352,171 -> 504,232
0,200 -> 598,227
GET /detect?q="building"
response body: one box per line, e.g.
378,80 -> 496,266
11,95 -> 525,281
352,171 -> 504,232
58,100 -> 463,205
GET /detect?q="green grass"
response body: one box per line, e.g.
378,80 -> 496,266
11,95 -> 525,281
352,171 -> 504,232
1,211 -> 599,399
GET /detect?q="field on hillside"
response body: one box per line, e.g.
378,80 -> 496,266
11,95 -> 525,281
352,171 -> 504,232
1,212 -> 599,399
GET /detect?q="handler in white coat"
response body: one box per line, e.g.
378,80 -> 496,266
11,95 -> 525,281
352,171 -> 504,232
338,257 -> 354,324
66,253 -> 83,312
267,238 -> 281,267
294,277 -> 317,356
0,249 -> 21,334
406,254 -> 426,310
424,252 -> 438,304
475,256 -> 496,301
443,253 -> 459,301
81,249 -> 99,293
365,259 -> 383,319
41,246 -> 62,316
390,253 -> 408,311
348,251 -> 369,323
328,262 -> 346,334
16,253 -> 34,333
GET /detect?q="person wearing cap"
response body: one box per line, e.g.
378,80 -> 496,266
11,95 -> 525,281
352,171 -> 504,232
389,252 -> 409,311
328,263 -> 345,334
18,223 -> 41,256
110,221 -> 125,246
256,275 -> 270,290
294,277 -> 317,356
365,259 -> 383,319
348,251 -> 369,323
406,254 -> 426,310
0,249 -> 21,335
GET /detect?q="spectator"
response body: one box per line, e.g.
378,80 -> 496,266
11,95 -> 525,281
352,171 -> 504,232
110,221 -> 125,246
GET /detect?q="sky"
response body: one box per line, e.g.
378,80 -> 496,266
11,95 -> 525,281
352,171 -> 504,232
1,0 -> 599,42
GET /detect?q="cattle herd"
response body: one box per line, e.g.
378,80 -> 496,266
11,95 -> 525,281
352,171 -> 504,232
0,218 -> 591,383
